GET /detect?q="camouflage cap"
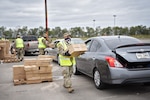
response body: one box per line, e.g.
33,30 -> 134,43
63,32 -> 71,37
17,34 -> 21,38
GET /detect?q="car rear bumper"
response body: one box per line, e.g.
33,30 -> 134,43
25,49 -> 39,53
107,67 -> 150,84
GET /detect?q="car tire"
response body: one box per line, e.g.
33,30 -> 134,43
93,69 -> 106,90
10,47 -> 14,54
24,51 -> 28,56
44,50 -> 48,55
57,55 -> 60,65
73,64 -> 80,75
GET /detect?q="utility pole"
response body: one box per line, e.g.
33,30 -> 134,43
45,0 -> 48,38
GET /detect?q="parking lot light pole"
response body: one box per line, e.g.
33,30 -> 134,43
113,15 -> 116,35
113,15 -> 116,27
93,19 -> 96,36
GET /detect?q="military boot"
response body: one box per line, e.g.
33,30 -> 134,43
67,87 -> 74,93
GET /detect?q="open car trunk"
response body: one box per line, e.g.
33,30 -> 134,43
114,43 -> 150,69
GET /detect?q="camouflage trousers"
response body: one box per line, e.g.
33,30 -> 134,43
16,48 -> 24,61
39,48 -> 45,55
62,66 -> 73,88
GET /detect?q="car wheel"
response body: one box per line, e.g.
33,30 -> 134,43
44,50 -> 48,55
24,51 -> 30,56
10,47 -> 14,54
93,69 -> 106,90
73,64 -> 80,75
57,55 -> 60,65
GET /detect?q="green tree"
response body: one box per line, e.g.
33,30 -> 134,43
0,26 -> 6,37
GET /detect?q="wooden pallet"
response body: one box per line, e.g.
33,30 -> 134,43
14,78 -> 53,85
13,79 -> 26,86
26,78 -> 53,84
0,53 -> 19,63
3,58 -> 20,63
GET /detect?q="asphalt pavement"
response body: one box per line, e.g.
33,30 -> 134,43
1,54 -> 150,100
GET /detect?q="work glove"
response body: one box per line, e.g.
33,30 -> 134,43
64,51 -> 71,56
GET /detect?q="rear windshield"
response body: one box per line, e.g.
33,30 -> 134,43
22,36 -> 37,41
105,38 -> 142,50
71,38 -> 84,44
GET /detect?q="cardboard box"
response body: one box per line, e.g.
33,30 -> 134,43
25,72 -> 52,81
69,44 -> 87,57
24,65 -> 52,81
13,65 -> 26,80
0,47 -> 5,59
37,58 -> 52,66
13,65 -> 25,75
0,40 -> 10,59
40,73 -> 52,80
13,74 -> 26,80
38,65 -> 52,73
38,55 -> 56,59
26,73 -> 41,81
24,58 -> 37,66
25,65 -> 52,74
24,65 -> 39,71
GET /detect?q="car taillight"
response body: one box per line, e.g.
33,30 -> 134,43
105,56 -> 123,68
27,43 -> 29,47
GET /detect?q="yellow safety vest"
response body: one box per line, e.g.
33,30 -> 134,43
38,37 -> 46,48
58,41 -> 76,67
1,38 -> 5,40
16,38 -> 24,48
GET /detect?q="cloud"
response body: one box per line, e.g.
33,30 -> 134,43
0,0 -> 150,29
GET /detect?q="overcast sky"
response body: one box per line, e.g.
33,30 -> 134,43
0,0 -> 150,29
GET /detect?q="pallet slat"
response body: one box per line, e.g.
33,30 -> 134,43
14,78 -> 53,85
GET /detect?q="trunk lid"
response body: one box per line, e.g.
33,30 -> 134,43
113,43 -> 150,69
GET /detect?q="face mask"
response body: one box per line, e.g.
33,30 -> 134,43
65,38 -> 71,43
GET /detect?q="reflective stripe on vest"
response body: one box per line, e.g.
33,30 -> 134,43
38,37 -> 46,48
16,38 -> 24,48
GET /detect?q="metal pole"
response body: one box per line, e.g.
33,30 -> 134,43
93,19 -> 95,36
113,15 -> 116,27
45,0 -> 48,38
113,15 -> 116,35
93,19 -> 95,29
